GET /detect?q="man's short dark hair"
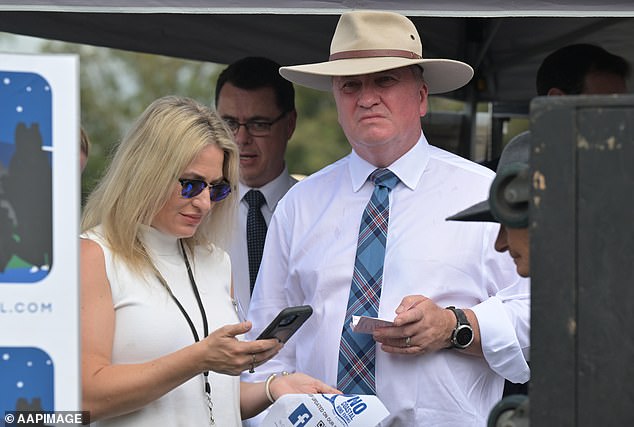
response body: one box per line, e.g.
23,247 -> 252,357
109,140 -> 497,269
536,43 -> 630,96
215,56 -> 295,113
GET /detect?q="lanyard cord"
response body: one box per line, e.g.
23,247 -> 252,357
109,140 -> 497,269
177,239 -> 209,344
154,239 -> 214,425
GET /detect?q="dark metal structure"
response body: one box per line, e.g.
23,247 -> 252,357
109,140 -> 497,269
530,94 -> 634,425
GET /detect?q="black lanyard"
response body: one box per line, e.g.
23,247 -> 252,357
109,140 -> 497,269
156,239 -> 214,425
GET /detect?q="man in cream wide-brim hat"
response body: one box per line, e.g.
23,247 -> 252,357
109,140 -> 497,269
245,10 -> 530,427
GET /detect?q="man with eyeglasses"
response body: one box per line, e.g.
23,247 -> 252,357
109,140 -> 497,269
215,56 -> 299,312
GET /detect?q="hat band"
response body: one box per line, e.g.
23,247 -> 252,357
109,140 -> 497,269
329,49 -> 422,61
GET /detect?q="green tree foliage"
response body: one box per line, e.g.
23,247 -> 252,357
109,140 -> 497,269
289,86 -> 349,176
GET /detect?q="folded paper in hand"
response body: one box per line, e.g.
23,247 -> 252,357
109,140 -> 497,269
262,393 -> 389,427
350,315 -> 393,334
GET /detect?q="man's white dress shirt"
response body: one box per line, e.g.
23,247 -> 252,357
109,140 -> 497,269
228,168 -> 297,312
245,135 -> 530,426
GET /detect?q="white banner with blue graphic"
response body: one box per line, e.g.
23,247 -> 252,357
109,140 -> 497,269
0,53 -> 80,416
263,393 -> 389,427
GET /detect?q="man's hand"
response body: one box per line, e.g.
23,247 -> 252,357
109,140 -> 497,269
372,295 -> 455,354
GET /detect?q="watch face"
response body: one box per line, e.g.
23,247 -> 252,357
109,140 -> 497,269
455,325 -> 474,347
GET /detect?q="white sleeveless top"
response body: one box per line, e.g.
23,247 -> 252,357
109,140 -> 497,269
84,225 -> 241,427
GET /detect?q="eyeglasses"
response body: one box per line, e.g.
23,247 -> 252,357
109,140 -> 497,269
178,178 -> 232,202
223,112 -> 287,137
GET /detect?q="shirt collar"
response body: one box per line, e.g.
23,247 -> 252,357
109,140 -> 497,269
349,133 -> 430,192
238,166 -> 293,209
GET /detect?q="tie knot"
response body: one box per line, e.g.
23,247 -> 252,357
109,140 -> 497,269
244,189 -> 266,208
370,168 -> 399,190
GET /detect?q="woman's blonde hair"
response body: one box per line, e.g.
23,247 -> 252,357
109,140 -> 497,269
80,126 -> 90,157
81,95 -> 238,272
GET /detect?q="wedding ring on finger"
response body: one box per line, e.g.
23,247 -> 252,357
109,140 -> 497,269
249,354 -> 256,373
405,336 -> 412,347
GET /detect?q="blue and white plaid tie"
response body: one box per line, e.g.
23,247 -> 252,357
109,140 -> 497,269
337,168 -> 400,394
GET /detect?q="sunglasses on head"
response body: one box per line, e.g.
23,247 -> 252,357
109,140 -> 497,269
178,178 -> 231,202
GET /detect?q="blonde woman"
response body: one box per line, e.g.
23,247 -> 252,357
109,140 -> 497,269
80,96 -> 337,426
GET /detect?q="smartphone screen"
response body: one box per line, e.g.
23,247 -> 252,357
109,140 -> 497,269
256,305 -> 313,343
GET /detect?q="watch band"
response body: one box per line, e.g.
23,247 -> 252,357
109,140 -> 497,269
446,306 -> 474,349
447,305 -> 469,325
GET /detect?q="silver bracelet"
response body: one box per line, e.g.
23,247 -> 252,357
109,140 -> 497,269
264,371 -> 290,404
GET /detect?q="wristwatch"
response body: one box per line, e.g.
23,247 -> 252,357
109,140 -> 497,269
446,306 -> 474,349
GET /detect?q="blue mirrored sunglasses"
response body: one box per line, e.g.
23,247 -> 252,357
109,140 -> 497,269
178,178 -> 231,202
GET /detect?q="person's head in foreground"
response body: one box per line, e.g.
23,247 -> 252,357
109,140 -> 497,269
447,132 -> 531,277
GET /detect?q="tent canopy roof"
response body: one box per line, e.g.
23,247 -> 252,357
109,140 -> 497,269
1,2 -> 633,106
3,1 -> 634,16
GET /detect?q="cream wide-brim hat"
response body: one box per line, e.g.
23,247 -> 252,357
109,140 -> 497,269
280,10 -> 474,94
